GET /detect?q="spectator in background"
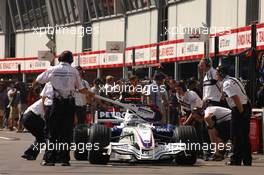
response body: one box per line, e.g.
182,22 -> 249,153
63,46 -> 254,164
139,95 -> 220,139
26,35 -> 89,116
91,78 -> 103,95
27,82 -> 42,106
7,83 -> 19,131
168,79 -> 179,125
74,66 -> 90,124
186,77 -> 203,98
120,75 -> 142,105
0,81 -> 6,129
104,75 -> 115,97
16,81 -> 28,132
1,81 -> 10,129
90,78 -> 107,119
145,72 -> 169,124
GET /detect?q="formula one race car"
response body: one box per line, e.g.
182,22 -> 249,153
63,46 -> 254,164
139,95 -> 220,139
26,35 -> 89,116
73,95 -> 198,165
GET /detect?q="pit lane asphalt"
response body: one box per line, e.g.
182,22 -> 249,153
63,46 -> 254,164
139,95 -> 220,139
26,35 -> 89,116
1,130 -> 264,175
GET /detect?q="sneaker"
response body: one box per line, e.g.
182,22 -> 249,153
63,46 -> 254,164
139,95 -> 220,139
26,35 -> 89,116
225,161 -> 241,166
209,154 -> 224,161
40,161 -> 55,166
21,154 -> 36,160
61,162 -> 71,166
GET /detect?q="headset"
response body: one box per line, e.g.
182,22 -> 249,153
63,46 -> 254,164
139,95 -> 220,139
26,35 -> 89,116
176,80 -> 187,92
203,58 -> 212,67
216,66 -> 228,78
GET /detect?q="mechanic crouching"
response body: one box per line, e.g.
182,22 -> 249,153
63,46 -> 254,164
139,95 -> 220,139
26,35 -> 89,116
203,106 -> 231,161
174,81 -> 208,156
216,66 -> 252,166
175,80 -> 203,125
21,99 -> 45,160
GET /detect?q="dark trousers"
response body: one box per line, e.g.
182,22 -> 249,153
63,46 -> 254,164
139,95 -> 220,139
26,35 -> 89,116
230,102 -> 252,165
204,100 -> 229,108
2,107 -> 10,128
169,108 -> 179,125
21,111 -> 45,158
75,106 -> 86,124
44,97 -> 75,163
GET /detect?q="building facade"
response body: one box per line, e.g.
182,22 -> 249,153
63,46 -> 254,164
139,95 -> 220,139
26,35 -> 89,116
0,0 -> 264,82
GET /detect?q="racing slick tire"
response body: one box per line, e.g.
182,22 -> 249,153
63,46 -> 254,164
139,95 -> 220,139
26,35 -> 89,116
73,124 -> 90,160
88,124 -> 111,164
173,126 -> 198,165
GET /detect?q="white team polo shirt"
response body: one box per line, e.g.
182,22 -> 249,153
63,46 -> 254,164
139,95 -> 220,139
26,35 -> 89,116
203,67 -> 222,102
24,99 -> 45,118
75,79 -> 90,106
36,62 -> 84,98
40,82 -> 54,106
223,76 -> 248,108
176,90 -> 203,113
204,106 -> 231,123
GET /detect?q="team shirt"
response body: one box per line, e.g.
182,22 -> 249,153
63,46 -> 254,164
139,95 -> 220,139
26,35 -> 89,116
75,79 -> 90,106
24,99 -> 45,118
176,90 -> 203,113
203,67 -> 222,102
40,82 -> 53,106
204,106 -> 231,123
223,76 -> 248,108
36,62 -> 84,98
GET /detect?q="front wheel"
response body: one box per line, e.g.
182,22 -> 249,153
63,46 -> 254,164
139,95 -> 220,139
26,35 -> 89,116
173,126 -> 198,165
73,124 -> 90,160
88,124 -> 111,164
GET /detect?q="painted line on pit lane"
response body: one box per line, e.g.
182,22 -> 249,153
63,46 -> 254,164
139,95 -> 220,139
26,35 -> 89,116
0,136 -> 20,141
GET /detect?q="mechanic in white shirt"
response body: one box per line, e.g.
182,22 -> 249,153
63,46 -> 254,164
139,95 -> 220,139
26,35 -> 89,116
198,58 -> 223,107
216,66 -> 252,166
34,51 -> 94,166
74,66 -> 90,124
203,106 -> 231,160
21,99 -> 45,161
175,80 -> 203,125
21,83 -> 52,161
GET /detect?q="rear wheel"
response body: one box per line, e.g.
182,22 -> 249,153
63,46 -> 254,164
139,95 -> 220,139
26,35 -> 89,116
88,124 -> 111,164
73,124 -> 90,160
174,126 -> 198,165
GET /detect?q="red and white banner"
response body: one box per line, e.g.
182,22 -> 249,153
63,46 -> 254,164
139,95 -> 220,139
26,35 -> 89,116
0,58 -> 50,74
1,23 -> 264,74
100,53 -> 123,68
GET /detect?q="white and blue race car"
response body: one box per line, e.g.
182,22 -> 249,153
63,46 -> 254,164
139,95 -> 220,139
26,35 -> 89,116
73,95 -> 198,165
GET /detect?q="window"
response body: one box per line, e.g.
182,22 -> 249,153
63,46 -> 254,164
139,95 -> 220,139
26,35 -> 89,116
160,3 -> 168,41
0,17 -> 3,32
246,0 -> 259,25
82,23 -> 92,51
8,0 -> 21,30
